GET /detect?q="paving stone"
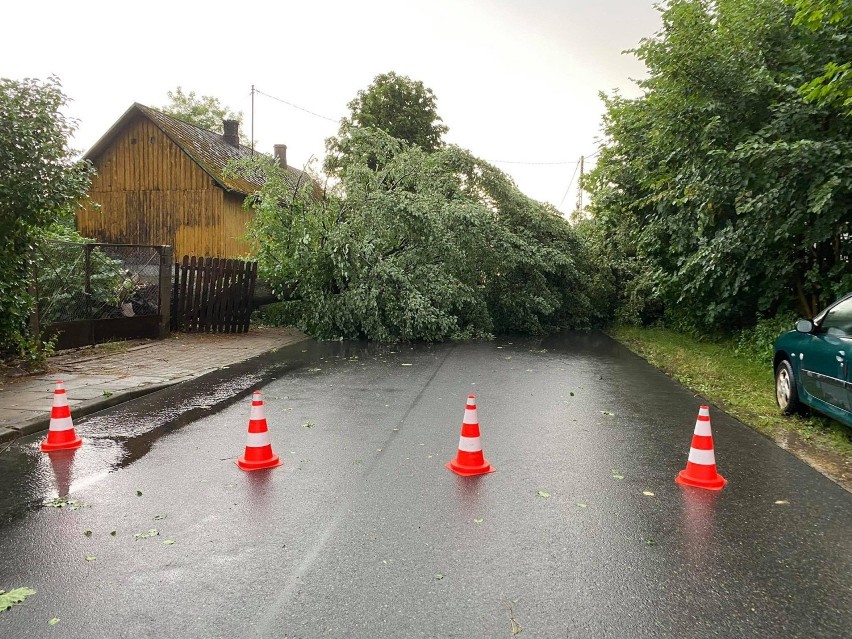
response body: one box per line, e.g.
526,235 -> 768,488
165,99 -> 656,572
0,327 -> 309,432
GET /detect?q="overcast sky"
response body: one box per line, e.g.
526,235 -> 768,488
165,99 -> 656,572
3,0 -> 661,214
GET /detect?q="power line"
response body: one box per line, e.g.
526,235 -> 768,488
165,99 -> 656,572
490,158 -> 580,166
254,88 -> 338,123
558,161 -> 581,208
488,151 -> 599,167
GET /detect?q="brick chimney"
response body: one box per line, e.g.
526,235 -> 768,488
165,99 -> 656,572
223,119 -> 240,147
274,144 -> 287,169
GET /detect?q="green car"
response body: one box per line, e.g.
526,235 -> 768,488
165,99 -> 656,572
773,292 -> 852,427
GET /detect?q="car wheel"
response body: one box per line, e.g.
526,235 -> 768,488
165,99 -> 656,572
775,359 -> 801,414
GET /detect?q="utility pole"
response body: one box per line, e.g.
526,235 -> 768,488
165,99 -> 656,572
575,154 -> 584,215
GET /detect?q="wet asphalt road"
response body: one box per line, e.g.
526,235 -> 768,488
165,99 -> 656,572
0,332 -> 850,638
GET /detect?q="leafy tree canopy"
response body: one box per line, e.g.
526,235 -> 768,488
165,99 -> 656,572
790,0 -> 852,115
325,72 -> 448,175
585,0 -> 851,332
0,76 -> 93,359
162,87 -> 248,140
230,128 -> 599,342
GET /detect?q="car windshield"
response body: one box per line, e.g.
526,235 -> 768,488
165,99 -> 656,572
817,296 -> 852,337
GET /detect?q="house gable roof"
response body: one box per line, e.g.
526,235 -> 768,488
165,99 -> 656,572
84,103 -> 313,196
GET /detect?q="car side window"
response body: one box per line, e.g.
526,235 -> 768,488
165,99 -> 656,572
819,297 -> 852,337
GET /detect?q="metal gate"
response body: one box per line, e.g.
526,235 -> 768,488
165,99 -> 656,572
31,242 -> 173,350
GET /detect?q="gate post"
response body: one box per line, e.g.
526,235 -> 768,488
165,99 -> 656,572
158,245 -> 173,339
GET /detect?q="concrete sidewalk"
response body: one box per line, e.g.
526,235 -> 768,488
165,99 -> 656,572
0,326 -> 309,444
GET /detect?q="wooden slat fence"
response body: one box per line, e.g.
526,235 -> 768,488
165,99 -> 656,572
171,256 -> 258,333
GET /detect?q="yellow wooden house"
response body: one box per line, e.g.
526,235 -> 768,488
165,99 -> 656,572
77,103 -> 310,258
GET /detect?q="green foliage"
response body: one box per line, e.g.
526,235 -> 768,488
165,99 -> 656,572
325,72 -> 448,175
0,76 -> 93,361
231,128 -> 596,342
162,87 -> 248,141
586,0 -> 852,334
0,587 -> 36,611
734,312 -> 798,365
790,0 -> 852,115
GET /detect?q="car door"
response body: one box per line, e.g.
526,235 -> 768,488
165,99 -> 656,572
804,296 -> 852,414
843,335 -> 852,415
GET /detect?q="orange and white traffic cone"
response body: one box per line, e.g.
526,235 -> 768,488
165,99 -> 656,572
446,394 -> 495,477
41,381 -> 83,452
675,405 -> 726,490
237,391 -> 282,471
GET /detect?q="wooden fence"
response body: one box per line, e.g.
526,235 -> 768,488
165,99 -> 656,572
171,256 -> 258,333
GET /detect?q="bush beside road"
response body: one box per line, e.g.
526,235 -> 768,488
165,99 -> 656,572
608,326 -> 852,491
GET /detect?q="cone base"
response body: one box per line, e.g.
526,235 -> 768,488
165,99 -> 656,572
236,454 -> 282,471
675,470 -> 726,491
445,459 -> 496,477
41,436 -> 82,452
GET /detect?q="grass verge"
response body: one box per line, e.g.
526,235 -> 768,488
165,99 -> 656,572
608,326 -> 852,486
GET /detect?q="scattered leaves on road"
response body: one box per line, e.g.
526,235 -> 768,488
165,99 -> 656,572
153,514 -> 167,521
401,363 -> 413,366
0,588 -> 36,611
601,410 -> 615,416
303,421 -> 315,429
136,490 -> 142,497
85,555 -> 96,562
110,530 -> 117,536
537,491 -> 551,498
46,496 -> 87,510
774,500 -> 790,505
134,529 -> 159,540
162,540 -> 175,545
83,530 -> 92,537
473,518 -> 483,524
102,391 -> 113,398
569,392 -> 575,397
577,503 -> 588,508
48,617 -> 60,625
647,538 -> 656,546
643,491 -> 655,497
434,574 -> 444,580
612,472 -> 624,480
502,599 -> 523,636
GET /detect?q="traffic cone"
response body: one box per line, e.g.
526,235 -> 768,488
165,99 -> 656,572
237,391 -> 282,471
41,381 -> 83,452
675,405 -> 726,490
446,394 -> 495,477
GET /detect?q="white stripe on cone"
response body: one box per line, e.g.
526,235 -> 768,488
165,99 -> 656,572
48,416 -> 74,432
250,403 -> 266,421
245,432 -> 271,447
693,420 -> 713,436
53,392 -> 69,408
688,447 -> 716,466
463,407 -> 477,423
457,435 -> 482,452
